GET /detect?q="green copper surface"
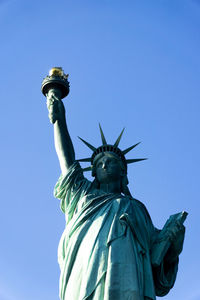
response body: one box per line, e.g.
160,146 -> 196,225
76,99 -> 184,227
43,70 -> 187,300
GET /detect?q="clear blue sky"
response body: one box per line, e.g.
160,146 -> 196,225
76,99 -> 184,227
0,0 -> 199,299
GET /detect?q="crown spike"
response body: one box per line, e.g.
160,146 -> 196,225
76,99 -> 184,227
78,137 -> 97,151
99,123 -> 107,145
126,158 -> 147,164
114,128 -> 125,147
122,142 -> 141,155
77,158 -> 92,162
82,166 -> 92,172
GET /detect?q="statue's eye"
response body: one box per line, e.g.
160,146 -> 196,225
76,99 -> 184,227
97,162 -> 103,168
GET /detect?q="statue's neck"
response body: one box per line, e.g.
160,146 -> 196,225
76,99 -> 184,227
99,180 -> 121,194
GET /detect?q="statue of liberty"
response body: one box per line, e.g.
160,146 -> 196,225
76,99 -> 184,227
42,68 -> 186,300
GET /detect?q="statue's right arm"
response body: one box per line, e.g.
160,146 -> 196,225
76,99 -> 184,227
47,91 -> 75,175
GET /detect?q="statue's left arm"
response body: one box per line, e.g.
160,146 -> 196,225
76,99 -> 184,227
151,221 -> 186,296
164,223 -> 185,263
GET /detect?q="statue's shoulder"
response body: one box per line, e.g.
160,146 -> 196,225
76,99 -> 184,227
131,197 -> 147,209
131,197 -> 152,221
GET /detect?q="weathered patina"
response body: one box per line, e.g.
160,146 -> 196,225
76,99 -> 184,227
42,68 -> 186,300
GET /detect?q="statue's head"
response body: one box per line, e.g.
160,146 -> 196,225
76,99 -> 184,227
77,125 -> 146,196
93,152 -> 126,184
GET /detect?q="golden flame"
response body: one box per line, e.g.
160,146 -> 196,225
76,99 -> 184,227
49,67 -> 64,77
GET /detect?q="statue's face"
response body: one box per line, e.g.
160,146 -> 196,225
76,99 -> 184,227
95,153 -> 123,184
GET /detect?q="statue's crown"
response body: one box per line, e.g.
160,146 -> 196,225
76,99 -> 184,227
77,124 -> 146,174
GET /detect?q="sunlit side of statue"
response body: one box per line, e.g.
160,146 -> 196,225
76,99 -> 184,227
42,68 -> 187,300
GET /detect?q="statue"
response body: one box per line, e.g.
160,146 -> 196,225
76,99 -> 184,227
42,68 -> 187,300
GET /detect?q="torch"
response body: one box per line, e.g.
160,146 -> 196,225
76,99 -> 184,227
41,67 -> 70,100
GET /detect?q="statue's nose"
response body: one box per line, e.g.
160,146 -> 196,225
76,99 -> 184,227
102,162 -> 106,169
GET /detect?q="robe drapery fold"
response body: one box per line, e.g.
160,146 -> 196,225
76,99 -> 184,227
54,162 -> 178,300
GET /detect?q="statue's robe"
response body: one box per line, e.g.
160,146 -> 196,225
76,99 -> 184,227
54,162 -> 178,300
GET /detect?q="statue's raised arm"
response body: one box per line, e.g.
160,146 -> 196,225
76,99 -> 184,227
47,90 -> 75,174
42,68 -> 75,175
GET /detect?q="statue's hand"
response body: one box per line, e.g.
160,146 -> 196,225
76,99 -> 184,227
46,91 -> 65,124
166,222 -> 185,262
